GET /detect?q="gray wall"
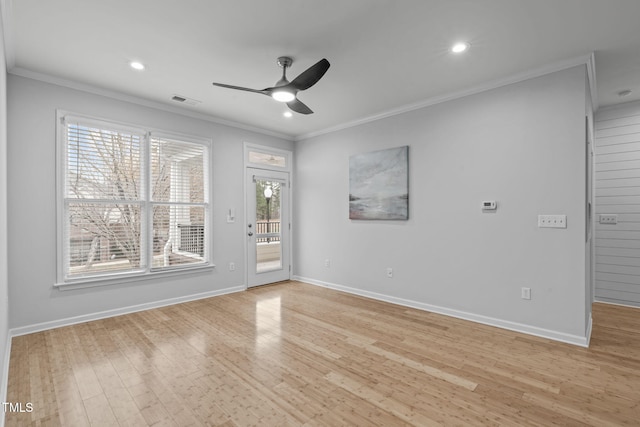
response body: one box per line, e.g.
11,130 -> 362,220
294,66 -> 590,342
7,74 -> 293,329
5,64 -> 593,344
594,101 -> 640,306
0,10 -> 10,406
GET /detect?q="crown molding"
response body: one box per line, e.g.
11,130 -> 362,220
296,54 -> 595,142
8,67 -> 295,141
5,40 -> 595,144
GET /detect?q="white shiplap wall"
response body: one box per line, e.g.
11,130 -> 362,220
595,102 -> 640,306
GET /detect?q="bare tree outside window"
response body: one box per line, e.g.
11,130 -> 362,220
67,125 -> 145,274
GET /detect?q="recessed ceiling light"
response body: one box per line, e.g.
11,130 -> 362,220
283,111 -> 293,118
130,61 -> 145,71
451,42 -> 470,54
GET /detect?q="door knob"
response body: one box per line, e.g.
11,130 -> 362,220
248,232 -> 253,236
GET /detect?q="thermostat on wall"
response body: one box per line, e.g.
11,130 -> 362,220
482,201 -> 497,210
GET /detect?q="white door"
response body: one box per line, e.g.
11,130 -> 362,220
246,168 -> 290,287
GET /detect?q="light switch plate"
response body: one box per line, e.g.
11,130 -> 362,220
226,208 -> 235,223
538,214 -> 567,228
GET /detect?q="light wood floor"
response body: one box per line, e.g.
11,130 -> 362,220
5,281 -> 640,426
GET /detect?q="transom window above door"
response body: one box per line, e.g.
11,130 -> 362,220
245,144 -> 291,172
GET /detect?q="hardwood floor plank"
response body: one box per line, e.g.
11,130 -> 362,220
6,281 -> 640,426
46,329 -> 89,427
82,393 -> 119,426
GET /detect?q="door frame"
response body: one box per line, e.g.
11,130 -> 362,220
243,143 -> 293,288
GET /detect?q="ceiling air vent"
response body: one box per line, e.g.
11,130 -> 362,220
171,94 -> 201,106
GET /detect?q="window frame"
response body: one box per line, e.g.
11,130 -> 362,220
56,111 -> 214,289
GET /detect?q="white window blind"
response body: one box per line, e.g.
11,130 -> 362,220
59,114 -> 211,284
150,136 -> 209,268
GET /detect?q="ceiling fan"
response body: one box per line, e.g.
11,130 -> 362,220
212,56 -> 330,115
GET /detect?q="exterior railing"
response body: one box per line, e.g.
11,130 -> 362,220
70,221 -> 273,267
178,224 -> 205,256
256,220 -> 280,243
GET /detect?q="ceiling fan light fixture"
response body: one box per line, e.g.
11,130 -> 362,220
272,90 -> 296,103
451,42 -> 470,53
129,61 -> 145,70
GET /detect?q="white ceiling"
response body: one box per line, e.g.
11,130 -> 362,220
3,0 -> 640,140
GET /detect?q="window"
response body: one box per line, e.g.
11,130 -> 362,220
245,144 -> 291,171
248,150 -> 287,168
58,113 -> 211,285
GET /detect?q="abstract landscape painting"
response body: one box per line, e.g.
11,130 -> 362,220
349,146 -> 408,220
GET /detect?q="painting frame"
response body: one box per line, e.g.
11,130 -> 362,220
349,146 -> 409,220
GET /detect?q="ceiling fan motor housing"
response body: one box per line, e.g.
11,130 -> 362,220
277,56 -> 293,69
275,57 -> 293,86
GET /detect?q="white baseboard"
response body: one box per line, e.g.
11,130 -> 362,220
594,297 -> 640,309
293,276 -> 590,347
1,331 -> 11,427
10,285 -> 245,338
585,313 -> 593,347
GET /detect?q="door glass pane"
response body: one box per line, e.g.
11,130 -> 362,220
255,179 -> 282,273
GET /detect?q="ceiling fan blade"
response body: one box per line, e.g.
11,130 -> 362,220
287,98 -> 314,115
212,82 -> 268,95
289,58 -> 330,91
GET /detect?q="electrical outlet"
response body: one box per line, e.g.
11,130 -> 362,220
521,287 -> 531,300
538,214 -> 567,229
599,214 -> 618,225
229,262 -> 235,271
324,259 -> 330,268
386,267 -> 393,278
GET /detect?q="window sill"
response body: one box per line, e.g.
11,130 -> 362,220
54,263 -> 216,291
